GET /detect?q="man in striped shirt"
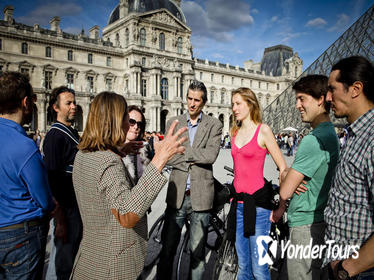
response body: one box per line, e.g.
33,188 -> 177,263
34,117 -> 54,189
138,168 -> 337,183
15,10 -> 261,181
324,56 -> 374,279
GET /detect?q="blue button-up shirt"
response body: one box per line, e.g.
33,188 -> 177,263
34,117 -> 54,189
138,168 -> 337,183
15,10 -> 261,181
186,112 -> 202,191
0,118 -> 54,227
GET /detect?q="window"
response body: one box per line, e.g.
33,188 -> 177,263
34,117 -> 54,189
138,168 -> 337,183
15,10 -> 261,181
241,79 -> 244,86
232,77 -> 234,84
140,28 -> 146,46
221,75 -> 224,83
67,50 -> 73,61
0,39 -> 2,50
210,90 -> 214,103
250,80 -> 252,87
0,65 -> 3,74
177,37 -> 182,54
44,71 -> 52,90
161,78 -> 168,99
125,28 -> 129,47
21,42 -> 28,54
88,53 -> 93,64
67,73 -> 74,89
180,80 -> 184,98
106,78 -> 113,91
211,74 -> 214,82
159,33 -> 165,50
142,79 -> 147,97
221,91 -> 225,104
295,66 -> 298,78
107,57 -> 112,67
142,57 -> 146,66
87,76 -> 94,93
277,83 -> 280,90
266,83 -> 269,90
258,81 -> 261,88
116,33 -> 120,45
126,58 -> 129,66
200,72 -> 203,80
125,79 -> 129,91
20,68 -> 29,75
45,46 -> 51,57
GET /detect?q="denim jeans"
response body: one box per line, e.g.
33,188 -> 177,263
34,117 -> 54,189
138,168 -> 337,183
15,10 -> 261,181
235,204 -> 271,280
0,220 -> 49,280
157,196 -> 211,280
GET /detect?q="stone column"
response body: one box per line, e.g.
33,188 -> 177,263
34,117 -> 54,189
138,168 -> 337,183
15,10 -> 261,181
38,94 -> 47,132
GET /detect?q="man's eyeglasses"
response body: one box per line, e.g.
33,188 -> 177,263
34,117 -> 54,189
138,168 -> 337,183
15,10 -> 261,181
129,118 -> 143,127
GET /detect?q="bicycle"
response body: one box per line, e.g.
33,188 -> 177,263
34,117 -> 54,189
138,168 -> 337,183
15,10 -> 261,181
143,166 -> 235,279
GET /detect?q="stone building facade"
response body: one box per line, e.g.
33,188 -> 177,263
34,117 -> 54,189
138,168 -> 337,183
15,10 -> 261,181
0,0 -> 302,134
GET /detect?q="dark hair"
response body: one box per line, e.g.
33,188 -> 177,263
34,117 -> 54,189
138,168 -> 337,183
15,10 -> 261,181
331,56 -> 374,103
187,80 -> 207,103
128,105 -> 146,140
49,86 -> 75,108
293,74 -> 330,113
0,71 -> 33,114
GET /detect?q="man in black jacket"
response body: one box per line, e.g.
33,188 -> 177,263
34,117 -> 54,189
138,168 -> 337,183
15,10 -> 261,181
43,86 -> 82,280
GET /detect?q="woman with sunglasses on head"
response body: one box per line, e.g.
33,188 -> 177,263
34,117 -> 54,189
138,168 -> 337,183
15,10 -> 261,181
71,92 -> 187,280
122,105 -> 153,185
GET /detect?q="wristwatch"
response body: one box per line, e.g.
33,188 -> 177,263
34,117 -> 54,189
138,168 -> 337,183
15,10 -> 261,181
337,260 -> 351,280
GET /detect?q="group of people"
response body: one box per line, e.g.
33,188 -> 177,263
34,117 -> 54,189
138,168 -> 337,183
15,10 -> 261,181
0,55 -> 373,280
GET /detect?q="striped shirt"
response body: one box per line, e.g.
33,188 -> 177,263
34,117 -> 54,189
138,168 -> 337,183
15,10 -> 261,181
324,108 -> 374,263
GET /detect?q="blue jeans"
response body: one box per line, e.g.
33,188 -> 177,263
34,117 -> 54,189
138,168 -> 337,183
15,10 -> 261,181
0,220 -> 49,280
235,205 -> 271,280
157,196 -> 211,280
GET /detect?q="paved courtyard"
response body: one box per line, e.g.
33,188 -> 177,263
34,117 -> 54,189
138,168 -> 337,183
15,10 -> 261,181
43,147 -> 295,280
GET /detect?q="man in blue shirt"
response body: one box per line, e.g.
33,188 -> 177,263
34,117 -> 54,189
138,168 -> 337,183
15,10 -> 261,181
0,72 -> 54,279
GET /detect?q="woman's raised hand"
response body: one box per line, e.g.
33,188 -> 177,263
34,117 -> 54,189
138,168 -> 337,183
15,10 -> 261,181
152,120 -> 187,172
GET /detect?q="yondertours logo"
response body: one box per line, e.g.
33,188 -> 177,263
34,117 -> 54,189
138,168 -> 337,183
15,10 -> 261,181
256,236 -> 359,266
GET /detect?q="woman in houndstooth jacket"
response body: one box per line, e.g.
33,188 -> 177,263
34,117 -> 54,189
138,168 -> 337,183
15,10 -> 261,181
71,92 -> 187,280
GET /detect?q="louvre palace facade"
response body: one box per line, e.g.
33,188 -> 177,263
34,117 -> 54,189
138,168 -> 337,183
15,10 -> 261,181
0,0 -> 302,134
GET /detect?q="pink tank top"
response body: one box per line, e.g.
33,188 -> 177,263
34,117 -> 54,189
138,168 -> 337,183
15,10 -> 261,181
231,124 -> 267,195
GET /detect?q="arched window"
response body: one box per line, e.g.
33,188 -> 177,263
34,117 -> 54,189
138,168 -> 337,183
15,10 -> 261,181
21,42 -> 28,54
125,28 -> 129,47
177,37 -> 182,54
161,78 -> 168,99
140,28 -> 146,46
45,46 -> 51,57
115,33 -> 120,46
159,33 -> 165,50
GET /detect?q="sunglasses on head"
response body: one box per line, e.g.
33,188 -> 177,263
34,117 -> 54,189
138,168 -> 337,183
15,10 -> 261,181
129,118 -> 143,127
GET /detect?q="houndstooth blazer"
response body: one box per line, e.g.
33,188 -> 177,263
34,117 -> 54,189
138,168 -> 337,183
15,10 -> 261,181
71,150 -> 167,280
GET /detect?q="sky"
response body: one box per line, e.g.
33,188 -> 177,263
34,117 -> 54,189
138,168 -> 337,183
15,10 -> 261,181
1,0 -> 373,70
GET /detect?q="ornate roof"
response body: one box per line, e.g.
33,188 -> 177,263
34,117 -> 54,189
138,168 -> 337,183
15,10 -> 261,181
108,0 -> 186,25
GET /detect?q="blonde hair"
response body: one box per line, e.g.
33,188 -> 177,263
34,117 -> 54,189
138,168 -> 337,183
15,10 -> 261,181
230,87 -> 262,137
78,91 -> 128,154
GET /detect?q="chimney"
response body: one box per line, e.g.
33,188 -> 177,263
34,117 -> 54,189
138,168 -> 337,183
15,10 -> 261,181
50,16 -> 61,32
119,0 -> 129,19
89,25 -> 100,39
3,5 -> 14,23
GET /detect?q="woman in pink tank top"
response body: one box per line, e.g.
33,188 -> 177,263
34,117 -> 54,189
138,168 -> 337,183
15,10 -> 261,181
230,88 -> 286,280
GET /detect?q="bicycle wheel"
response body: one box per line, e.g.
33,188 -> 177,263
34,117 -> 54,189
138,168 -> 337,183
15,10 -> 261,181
212,233 -> 238,280
176,231 -> 190,280
144,214 -> 165,269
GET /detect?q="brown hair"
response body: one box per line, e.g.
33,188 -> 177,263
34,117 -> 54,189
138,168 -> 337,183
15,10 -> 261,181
128,105 -> 146,140
230,87 -> 262,137
78,91 -> 128,154
0,72 -> 33,114
292,74 -> 330,113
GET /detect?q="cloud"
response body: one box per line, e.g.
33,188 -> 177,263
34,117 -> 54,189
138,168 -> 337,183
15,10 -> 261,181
212,53 -> 224,59
328,13 -> 350,32
271,16 -> 278,22
17,3 -> 82,26
305,17 -> 327,28
279,32 -> 307,43
252,8 -> 259,15
182,0 -> 254,42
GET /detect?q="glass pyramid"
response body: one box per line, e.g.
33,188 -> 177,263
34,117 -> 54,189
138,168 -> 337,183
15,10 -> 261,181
263,4 -> 374,132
